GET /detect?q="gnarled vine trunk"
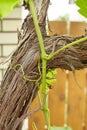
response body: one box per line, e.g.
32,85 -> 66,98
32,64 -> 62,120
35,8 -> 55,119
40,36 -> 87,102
0,0 -> 87,130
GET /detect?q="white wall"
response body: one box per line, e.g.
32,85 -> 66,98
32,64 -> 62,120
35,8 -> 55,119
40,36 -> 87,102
0,7 -> 22,84
48,0 -> 87,21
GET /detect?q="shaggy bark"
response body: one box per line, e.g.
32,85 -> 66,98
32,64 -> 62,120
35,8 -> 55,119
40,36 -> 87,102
0,0 -> 87,130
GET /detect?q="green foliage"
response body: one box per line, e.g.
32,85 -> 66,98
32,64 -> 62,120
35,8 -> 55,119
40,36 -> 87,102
25,0 -> 31,3
40,70 -> 56,90
50,126 -> 72,130
46,70 -> 56,87
75,0 -> 87,18
0,0 -> 21,19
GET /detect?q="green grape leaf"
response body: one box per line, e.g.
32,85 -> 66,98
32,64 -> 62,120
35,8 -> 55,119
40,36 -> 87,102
46,70 -> 57,86
25,0 -> 28,3
75,0 -> 87,18
25,0 -> 31,3
0,0 -> 21,19
39,70 -> 56,90
50,126 -> 72,130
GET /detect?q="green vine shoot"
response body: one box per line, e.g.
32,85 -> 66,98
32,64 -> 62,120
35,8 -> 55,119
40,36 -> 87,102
28,0 -> 50,130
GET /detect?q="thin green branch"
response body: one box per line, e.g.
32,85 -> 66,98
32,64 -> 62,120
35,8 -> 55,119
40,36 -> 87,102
42,59 -> 50,130
29,0 -> 51,130
48,37 -> 87,60
38,91 -> 42,107
10,64 -> 40,82
29,0 -> 46,56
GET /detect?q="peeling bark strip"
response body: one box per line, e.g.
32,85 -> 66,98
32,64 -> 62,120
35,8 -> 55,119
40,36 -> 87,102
0,0 -> 87,130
